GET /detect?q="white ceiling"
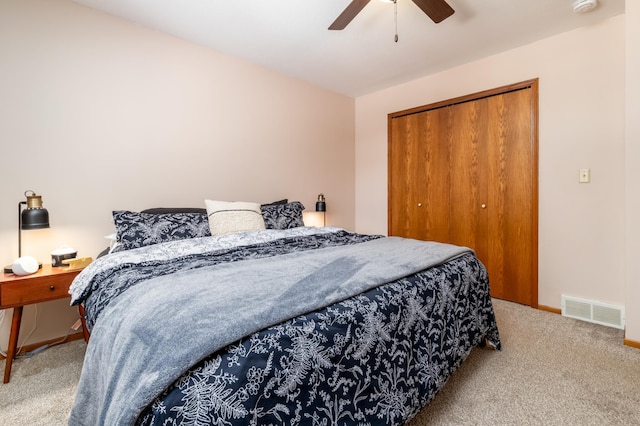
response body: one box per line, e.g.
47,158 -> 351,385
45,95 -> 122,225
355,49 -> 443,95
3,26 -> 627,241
72,0 -> 624,97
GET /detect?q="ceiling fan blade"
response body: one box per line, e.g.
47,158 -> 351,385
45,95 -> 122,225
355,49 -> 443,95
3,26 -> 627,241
411,0 -> 454,23
329,0 -> 372,30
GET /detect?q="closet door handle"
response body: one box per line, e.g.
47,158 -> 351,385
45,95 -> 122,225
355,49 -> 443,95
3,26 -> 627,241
418,203 -> 422,207
481,204 -> 487,209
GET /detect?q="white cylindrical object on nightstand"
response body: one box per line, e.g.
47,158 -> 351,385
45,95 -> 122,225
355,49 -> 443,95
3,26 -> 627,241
12,256 -> 39,275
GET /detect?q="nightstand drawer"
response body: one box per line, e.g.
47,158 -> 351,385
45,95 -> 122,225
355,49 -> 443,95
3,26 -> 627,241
0,273 -> 75,307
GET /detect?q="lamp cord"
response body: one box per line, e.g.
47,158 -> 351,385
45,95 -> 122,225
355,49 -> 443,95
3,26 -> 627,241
16,305 -> 38,355
0,308 -> 77,359
0,306 -> 39,358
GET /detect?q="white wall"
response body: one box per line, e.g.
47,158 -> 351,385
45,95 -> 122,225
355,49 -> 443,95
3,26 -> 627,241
2,1 -> 635,351
355,16 -> 626,317
625,3 -> 640,344
0,0 -> 355,350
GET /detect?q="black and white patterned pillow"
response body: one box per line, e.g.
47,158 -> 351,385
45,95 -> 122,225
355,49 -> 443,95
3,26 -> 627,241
260,201 -> 305,230
111,210 -> 210,252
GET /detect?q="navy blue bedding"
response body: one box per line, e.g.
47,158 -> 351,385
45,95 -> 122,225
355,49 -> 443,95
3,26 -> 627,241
70,228 -> 499,425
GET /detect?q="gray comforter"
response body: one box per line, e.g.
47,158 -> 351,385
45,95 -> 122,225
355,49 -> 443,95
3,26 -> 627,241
68,235 -> 470,425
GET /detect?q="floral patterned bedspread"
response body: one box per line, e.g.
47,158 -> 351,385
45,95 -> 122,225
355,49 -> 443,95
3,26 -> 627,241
69,228 -> 499,425
132,234 -> 500,425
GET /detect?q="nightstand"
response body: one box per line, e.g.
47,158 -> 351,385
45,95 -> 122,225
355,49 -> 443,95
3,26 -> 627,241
0,264 -> 83,384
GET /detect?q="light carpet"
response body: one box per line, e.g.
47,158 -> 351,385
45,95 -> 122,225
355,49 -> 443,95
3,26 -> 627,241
1,299 -> 639,425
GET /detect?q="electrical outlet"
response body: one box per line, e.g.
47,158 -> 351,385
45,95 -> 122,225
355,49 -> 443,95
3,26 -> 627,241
579,168 -> 590,183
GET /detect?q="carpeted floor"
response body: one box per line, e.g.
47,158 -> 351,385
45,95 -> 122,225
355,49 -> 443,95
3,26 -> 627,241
1,299 -> 639,425
410,299 -> 640,425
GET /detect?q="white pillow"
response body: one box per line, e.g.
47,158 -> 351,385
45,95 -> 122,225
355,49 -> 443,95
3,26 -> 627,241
204,200 -> 266,236
105,232 -> 120,253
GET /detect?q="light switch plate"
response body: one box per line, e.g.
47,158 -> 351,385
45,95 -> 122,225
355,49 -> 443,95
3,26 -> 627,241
579,168 -> 590,183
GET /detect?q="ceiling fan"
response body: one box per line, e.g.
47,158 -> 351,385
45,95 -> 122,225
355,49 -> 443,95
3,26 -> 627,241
329,0 -> 454,30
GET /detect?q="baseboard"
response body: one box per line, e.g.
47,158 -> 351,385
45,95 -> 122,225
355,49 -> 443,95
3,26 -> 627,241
538,305 -> 640,350
624,338 -> 640,350
0,331 -> 84,359
538,304 -> 562,315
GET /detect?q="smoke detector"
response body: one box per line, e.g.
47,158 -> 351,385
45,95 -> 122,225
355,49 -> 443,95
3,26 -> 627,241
573,0 -> 597,13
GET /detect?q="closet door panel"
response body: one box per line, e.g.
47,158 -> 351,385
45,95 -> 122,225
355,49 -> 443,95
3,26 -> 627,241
389,113 -> 426,239
448,99 -> 490,263
485,89 -> 536,305
421,108 -> 452,242
389,109 -> 450,242
485,93 -> 508,300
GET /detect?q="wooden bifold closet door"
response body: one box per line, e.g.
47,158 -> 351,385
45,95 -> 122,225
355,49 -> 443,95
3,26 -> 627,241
388,80 -> 538,307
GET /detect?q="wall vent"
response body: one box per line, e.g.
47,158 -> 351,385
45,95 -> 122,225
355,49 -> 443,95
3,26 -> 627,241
561,295 -> 625,329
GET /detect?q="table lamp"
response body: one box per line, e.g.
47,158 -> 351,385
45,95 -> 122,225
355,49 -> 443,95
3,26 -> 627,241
3,190 -> 50,273
315,193 -> 326,226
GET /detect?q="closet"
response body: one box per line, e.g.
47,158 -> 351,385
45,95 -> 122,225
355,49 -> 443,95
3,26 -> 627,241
388,80 -> 538,306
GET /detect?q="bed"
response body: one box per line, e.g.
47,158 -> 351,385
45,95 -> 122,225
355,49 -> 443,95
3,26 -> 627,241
68,201 -> 500,425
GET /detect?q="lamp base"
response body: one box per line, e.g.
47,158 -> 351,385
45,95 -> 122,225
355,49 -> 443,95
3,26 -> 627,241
3,262 -> 43,274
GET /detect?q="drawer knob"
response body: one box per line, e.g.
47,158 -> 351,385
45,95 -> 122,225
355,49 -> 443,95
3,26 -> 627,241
49,285 -> 55,291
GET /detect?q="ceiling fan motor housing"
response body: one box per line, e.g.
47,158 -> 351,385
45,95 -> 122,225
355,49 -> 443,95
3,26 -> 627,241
572,0 -> 597,13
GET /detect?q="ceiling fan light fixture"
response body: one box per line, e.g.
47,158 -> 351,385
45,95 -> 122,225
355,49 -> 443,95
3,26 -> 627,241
572,0 -> 597,13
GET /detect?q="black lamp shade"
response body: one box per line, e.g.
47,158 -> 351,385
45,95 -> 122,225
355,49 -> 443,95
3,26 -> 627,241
21,208 -> 50,230
315,193 -> 326,212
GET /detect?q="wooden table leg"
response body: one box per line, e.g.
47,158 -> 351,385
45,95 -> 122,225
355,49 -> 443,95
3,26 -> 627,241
78,304 -> 90,343
3,306 -> 23,384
